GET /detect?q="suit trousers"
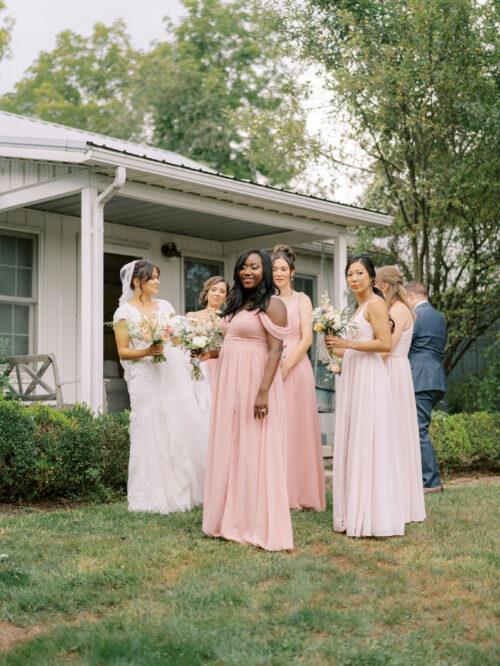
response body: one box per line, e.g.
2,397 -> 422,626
415,390 -> 443,488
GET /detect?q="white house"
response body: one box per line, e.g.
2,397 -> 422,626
0,111 -> 391,429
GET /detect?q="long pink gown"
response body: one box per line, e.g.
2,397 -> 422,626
282,292 -> 326,511
386,324 -> 426,523
202,306 -> 293,551
333,305 -> 405,537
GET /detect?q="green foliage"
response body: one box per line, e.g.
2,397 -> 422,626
285,0 -> 500,373
0,0 -> 13,65
0,402 -> 129,501
447,334 -> 500,413
430,410 -> 500,474
141,0 -> 316,184
0,20 -> 143,139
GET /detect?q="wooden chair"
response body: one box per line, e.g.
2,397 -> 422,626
2,353 -> 64,408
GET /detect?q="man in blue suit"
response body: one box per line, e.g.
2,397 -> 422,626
406,282 -> 447,493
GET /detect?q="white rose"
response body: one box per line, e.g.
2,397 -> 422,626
192,335 -> 208,349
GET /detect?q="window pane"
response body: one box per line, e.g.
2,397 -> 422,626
0,303 -> 12,334
0,235 -> 16,266
184,258 -> 224,313
16,238 -> 33,268
0,334 -> 13,356
16,268 -> 32,298
13,335 -> 29,356
0,266 -> 15,297
14,305 -> 30,334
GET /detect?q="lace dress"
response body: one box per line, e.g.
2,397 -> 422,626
113,299 -> 208,514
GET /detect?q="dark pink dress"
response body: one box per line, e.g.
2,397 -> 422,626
202,305 -> 293,551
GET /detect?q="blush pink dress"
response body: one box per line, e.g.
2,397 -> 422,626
333,304 -> 405,537
386,324 -> 426,523
282,292 -> 326,511
202,305 -> 293,551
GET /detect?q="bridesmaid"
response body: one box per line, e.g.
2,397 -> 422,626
186,275 -> 229,385
203,249 -> 293,551
325,254 -> 405,537
376,265 -> 426,524
271,245 -> 326,511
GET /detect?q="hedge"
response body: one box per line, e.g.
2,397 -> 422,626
0,402 -> 129,501
0,403 -> 498,502
430,411 -> 500,474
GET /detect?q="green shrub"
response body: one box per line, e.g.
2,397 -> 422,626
0,402 -> 130,501
430,410 -> 500,474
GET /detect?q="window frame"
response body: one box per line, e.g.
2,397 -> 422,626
181,254 -> 226,314
0,228 -> 38,356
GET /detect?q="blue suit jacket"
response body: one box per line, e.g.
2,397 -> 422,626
409,301 -> 447,395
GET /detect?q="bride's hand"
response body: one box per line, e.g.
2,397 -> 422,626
146,343 -> 164,357
325,335 -> 350,350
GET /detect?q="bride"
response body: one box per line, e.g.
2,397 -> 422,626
113,260 -> 208,514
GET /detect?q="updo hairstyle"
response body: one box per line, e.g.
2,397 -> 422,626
271,244 -> 296,271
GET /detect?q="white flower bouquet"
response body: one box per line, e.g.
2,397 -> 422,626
312,291 -> 356,374
170,313 -> 224,380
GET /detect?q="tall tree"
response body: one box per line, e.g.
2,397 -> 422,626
140,0 -> 316,185
0,20 -> 143,139
285,0 -> 499,372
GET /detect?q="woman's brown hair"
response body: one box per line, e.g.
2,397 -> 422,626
198,275 -> 230,307
271,244 -> 296,271
376,265 -> 415,320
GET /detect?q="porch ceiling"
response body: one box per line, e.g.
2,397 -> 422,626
31,195 -> 285,242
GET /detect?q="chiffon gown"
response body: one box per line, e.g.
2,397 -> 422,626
333,304 -> 405,537
386,324 -> 426,523
202,305 -> 293,551
282,292 -> 326,511
113,300 -> 208,514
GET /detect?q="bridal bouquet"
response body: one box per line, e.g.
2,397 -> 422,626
312,291 -> 356,374
108,315 -> 174,364
142,316 -> 175,364
170,313 -> 223,380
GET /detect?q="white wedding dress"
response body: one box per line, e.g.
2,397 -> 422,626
113,299 -> 208,514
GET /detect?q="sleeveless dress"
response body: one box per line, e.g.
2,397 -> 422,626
386,324 -> 426,523
281,292 -> 326,511
202,305 -> 293,551
333,304 -> 405,537
113,299 -> 209,514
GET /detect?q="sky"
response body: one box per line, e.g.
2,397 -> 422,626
0,0 -> 363,203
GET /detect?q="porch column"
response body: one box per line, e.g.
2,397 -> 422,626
332,234 -> 348,310
79,187 -> 104,412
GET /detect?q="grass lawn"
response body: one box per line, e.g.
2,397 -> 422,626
0,484 -> 499,665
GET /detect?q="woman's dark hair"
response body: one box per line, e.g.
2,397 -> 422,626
131,260 -> 160,303
271,244 -> 296,271
220,249 -> 276,318
198,275 -> 230,307
346,254 -> 394,330
345,254 -> 384,298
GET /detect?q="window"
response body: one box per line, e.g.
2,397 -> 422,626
0,233 -> 36,356
294,274 -> 316,305
184,257 -> 225,313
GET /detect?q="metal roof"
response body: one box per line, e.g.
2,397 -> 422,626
0,110 -> 213,173
0,111 -> 388,219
